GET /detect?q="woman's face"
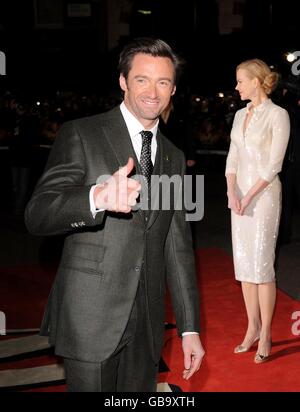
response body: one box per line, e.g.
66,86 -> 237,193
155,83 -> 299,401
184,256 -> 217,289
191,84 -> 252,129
235,68 -> 257,101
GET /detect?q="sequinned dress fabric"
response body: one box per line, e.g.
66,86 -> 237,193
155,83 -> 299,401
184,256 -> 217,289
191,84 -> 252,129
225,99 -> 290,283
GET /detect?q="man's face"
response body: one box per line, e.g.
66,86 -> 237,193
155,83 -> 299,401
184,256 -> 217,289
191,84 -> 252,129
119,53 -> 176,129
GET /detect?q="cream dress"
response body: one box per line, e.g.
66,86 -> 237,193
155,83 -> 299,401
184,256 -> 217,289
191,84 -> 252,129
225,99 -> 290,283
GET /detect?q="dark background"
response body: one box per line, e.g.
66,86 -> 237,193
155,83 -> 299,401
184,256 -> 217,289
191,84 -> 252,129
0,0 -> 300,96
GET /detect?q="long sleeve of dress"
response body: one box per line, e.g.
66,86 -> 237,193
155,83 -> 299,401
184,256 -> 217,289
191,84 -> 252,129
259,108 -> 290,183
225,140 -> 238,175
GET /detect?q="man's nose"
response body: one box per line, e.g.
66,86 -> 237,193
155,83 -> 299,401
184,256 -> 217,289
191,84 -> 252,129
146,83 -> 158,98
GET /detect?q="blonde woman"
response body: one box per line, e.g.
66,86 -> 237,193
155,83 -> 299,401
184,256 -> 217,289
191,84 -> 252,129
225,59 -> 290,363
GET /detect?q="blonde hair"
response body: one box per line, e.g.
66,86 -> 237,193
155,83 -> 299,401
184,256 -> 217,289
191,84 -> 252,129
237,58 -> 280,95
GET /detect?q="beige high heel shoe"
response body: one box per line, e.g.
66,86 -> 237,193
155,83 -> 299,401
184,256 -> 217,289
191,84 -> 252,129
234,335 -> 260,354
254,340 -> 271,363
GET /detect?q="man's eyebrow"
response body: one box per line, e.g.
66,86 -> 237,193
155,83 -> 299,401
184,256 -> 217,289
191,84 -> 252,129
133,75 -> 172,82
133,75 -> 148,79
157,77 -> 172,82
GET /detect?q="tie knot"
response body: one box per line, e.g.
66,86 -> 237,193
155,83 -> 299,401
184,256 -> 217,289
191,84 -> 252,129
140,130 -> 153,143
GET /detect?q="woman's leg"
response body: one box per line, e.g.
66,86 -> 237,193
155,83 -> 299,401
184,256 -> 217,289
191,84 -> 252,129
257,281 -> 276,356
239,282 -> 261,347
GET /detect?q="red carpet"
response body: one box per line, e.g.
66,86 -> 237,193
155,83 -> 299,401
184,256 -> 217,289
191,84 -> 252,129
161,248 -> 300,391
1,248 -> 300,391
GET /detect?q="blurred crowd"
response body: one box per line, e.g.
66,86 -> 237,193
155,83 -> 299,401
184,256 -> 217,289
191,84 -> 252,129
0,90 -> 123,214
0,84 -> 299,230
0,89 -> 242,149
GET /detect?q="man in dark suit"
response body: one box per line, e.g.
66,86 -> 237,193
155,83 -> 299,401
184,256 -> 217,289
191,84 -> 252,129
25,38 -> 204,392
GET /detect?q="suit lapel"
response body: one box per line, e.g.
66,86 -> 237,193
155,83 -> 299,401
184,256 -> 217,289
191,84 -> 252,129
101,107 -> 140,172
101,107 -> 144,223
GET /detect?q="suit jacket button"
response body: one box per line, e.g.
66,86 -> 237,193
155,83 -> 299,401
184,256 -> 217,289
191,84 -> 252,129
135,266 -> 140,272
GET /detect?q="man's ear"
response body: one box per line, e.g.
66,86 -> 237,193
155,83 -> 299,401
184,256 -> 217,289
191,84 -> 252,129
119,74 -> 127,92
171,85 -> 176,96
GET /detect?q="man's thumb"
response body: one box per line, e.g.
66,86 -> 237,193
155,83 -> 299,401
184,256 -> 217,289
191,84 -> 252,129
118,157 -> 134,176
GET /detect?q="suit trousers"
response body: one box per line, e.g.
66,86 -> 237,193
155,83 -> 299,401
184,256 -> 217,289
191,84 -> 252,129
63,271 -> 159,392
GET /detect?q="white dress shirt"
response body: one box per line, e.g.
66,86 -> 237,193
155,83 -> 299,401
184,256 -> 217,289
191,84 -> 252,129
119,101 -> 159,164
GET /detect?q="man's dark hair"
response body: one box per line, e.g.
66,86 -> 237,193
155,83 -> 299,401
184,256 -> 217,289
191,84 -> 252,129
118,37 -> 184,84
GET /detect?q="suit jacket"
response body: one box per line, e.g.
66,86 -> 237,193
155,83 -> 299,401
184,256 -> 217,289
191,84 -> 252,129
25,106 -> 200,363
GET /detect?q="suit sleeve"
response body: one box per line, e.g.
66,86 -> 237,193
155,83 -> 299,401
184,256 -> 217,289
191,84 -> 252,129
164,152 -> 200,336
25,121 -> 105,236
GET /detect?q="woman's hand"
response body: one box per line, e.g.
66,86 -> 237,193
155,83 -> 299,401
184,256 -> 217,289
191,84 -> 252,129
227,192 -> 241,215
240,194 -> 252,215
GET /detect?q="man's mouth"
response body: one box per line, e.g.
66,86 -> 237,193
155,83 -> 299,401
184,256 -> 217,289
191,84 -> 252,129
141,99 -> 159,106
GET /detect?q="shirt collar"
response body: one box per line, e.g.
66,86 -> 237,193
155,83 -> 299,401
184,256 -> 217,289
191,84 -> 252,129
246,98 -> 271,114
120,101 -> 159,138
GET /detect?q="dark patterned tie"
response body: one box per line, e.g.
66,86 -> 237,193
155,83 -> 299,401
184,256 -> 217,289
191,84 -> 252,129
140,130 -> 153,185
